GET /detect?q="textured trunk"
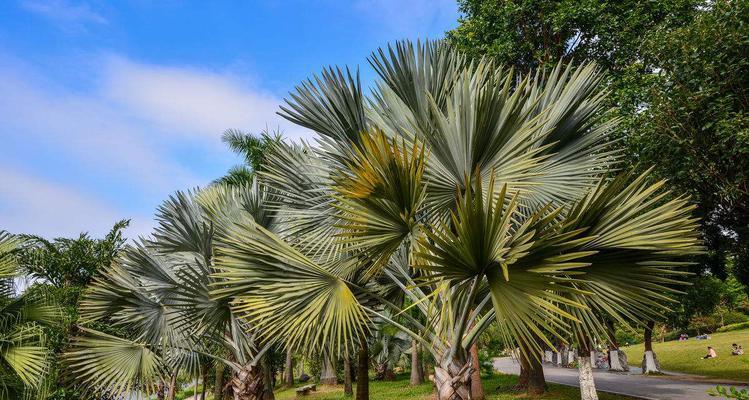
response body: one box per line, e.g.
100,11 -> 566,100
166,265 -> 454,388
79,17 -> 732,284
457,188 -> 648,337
321,352 -> 337,385
560,346 -> 569,368
356,342 -> 369,400
517,362 -> 529,390
642,321 -> 662,374
410,339 -> 424,386
469,341 -> 484,400
433,356 -> 472,400
606,320 -> 629,372
215,362 -> 226,400
262,355 -> 275,399
344,353 -> 353,395
283,349 -> 294,387
231,362 -> 274,400
167,367 -> 180,400
526,354 -> 545,395
156,381 -> 166,400
607,349 -> 629,372
515,342 -> 545,394
578,353 -> 598,400
201,365 -> 209,400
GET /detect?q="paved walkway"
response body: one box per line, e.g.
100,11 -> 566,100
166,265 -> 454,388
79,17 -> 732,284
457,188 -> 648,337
493,357 -> 749,400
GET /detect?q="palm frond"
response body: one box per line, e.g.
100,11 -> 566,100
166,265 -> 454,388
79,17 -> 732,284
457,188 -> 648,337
213,220 -> 370,356
64,328 -> 165,397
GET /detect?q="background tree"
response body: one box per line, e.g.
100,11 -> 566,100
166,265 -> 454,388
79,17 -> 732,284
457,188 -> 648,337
215,128 -> 283,186
631,0 -> 749,285
448,0 -> 748,336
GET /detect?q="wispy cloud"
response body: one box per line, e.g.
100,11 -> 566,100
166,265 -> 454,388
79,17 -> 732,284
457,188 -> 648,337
0,53 -> 311,239
102,56 -> 312,141
0,166 -> 151,239
20,0 -> 107,30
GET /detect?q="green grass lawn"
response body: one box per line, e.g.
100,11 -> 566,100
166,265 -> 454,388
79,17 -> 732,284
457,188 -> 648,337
620,329 -> 749,382
274,373 -> 634,400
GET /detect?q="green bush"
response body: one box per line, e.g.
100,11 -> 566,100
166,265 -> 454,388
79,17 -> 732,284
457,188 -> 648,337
723,311 -> 749,326
717,321 -> 749,333
174,387 -> 195,400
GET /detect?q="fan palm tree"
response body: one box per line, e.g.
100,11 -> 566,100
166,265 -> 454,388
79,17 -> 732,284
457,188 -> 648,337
0,231 -> 62,400
212,40 -> 701,399
64,182 -> 281,400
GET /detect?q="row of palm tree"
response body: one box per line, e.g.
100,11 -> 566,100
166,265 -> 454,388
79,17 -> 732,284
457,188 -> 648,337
24,40 -> 702,400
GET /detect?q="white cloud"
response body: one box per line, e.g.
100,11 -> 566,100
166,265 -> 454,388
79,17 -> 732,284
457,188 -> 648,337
0,54 -> 313,239
102,56 -> 313,141
20,0 -> 107,29
0,166 -> 151,239
0,64 -> 199,191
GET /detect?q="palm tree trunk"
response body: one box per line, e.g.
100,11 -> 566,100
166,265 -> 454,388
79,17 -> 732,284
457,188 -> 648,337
201,365 -> 209,400
642,320 -> 661,374
344,352 -> 353,395
578,342 -> 598,400
515,342 -> 545,394
356,342 -> 369,400
157,381 -> 166,400
526,355 -> 545,395
606,320 -> 628,372
261,355 -> 275,400
321,351 -> 337,385
410,339 -> 424,386
283,348 -> 294,387
231,362 -> 273,400
470,341 -> 484,400
433,355 -> 472,400
215,362 -> 226,400
167,366 -> 180,400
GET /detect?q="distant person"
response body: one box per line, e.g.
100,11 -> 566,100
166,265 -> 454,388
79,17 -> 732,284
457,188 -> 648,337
696,333 -> 711,340
703,346 -> 717,359
732,344 -> 744,356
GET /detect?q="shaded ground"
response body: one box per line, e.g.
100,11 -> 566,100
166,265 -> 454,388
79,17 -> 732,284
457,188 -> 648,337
274,373 -> 634,399
620,329 -> 749,382
493,357 -> 749,400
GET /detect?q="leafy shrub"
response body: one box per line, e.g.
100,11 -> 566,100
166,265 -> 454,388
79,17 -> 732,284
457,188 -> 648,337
722,311 -> 749,326
709,385 -> 749,399
717,321 -> 749,333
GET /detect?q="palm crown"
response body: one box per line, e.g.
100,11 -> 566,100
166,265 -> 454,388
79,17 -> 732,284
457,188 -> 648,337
214,40 -> 701,398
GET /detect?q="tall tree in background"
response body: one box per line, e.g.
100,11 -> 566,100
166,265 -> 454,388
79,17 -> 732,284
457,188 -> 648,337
448,0 -> 748,311
447,0 -> 699,75
215,128 -> 283,186
632,0 -> 749,287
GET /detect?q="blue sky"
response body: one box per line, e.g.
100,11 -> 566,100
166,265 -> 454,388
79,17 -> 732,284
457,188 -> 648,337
0,0 -> 460,239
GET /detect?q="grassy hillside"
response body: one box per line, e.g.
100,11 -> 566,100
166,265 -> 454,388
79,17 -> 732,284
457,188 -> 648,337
273,373 -> 635,400
620,329 -> 749,382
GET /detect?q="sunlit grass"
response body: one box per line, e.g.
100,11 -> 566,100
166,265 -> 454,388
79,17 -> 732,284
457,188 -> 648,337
621,329 -> 749,382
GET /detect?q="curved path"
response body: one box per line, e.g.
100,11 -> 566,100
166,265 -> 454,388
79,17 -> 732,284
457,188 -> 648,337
493,357 -> 748,400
